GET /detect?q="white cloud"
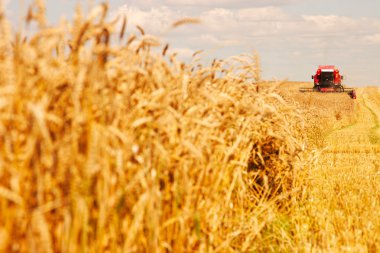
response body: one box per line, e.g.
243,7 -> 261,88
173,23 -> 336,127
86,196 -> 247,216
303,15 -> 358,33
164,0 -> 299,7
118,0 -> 300,9
115,4 -> 380,46
199,8 -> 237,32
198,7 -> 293,37
197,34 -> 243,47
363,34 -> 380,45
237,7 -> 289,21
115,5 -> 184,34
113,3 -> 380,85
115,4 -> 380,50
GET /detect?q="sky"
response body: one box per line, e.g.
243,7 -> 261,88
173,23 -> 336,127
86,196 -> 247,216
4,0 -> 380,86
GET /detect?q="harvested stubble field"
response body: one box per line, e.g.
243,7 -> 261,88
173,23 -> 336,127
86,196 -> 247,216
279,82 -> 380,252
1,2 -> 380,253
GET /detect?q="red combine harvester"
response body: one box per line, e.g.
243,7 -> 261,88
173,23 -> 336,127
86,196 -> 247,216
300,65 -> 356,99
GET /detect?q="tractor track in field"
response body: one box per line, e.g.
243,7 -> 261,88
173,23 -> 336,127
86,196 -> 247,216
303,87 -> 380,250
323,87 -> 380,154
362,92 -> 380,145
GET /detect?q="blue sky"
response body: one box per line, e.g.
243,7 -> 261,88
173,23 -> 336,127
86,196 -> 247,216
5,0 -> 380,86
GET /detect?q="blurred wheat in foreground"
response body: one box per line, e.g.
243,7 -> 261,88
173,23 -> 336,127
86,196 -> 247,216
0,2 -> 306,252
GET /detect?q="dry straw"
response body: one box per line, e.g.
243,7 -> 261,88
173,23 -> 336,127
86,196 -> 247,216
0,2 -> 306,252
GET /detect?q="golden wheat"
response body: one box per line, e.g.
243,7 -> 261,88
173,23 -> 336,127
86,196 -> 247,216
280,82 -> 380,252
0,2 -> 306,252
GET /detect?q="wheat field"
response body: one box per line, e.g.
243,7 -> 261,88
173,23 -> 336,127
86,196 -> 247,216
1,2 -> 380,253
0,2 -> 306,252
280,83 -> 380,252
